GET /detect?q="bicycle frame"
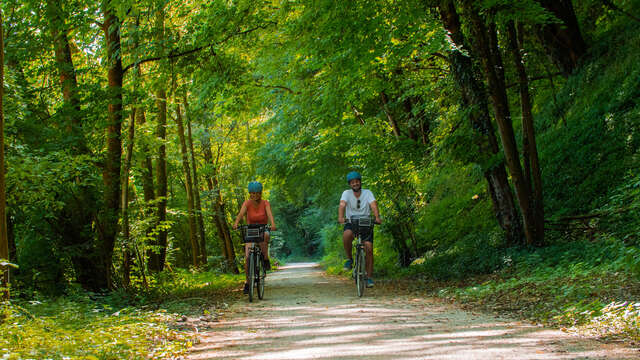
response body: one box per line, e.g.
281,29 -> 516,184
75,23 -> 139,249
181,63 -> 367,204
346,217 -> 374,297
240,224 -> 269,302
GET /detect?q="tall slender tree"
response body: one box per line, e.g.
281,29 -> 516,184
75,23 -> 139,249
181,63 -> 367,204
100,0 -> 124,289
437,0 -> 523,245
175,102 -> 200,266
45,0 -> 86,151
184,96 -> 207,264
202,136 -> 238,273
149,4 -> 169,272
0,7 -> 9,300
45,0 -> 101,291
121,108 -> 136,287
506,21 -> 544,244
462,1 -> 541,246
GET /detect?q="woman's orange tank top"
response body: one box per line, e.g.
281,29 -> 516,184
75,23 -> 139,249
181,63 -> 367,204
244,199 -> 269,224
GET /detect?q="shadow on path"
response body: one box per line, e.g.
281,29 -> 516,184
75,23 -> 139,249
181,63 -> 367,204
188,263 -> 638,360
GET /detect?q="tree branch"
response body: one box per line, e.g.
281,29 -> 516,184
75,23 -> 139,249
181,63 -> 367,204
123,24 -> 270,74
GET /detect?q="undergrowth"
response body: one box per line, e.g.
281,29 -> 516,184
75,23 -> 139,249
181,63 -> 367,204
428,238 -> 640,343
0,269 -> 244,359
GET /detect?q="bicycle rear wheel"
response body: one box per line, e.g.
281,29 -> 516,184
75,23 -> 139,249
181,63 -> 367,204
248,251 -> 255,302
356,248 -> 366,297
257,252 -> 265,300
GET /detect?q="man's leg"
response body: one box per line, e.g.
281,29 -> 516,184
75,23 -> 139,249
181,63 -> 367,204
343,229 -> 354,261
364,241 -> 374,278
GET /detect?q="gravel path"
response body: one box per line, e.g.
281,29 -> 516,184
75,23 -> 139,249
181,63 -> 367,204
188,263 -> 639,360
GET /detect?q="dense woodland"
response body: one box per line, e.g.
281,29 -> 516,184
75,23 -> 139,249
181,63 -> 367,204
0,0 -> 639,356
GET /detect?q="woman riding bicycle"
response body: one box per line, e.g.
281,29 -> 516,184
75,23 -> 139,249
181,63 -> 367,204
233,181 -> 277,294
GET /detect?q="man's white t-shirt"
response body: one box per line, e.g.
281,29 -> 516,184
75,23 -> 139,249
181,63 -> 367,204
341,189 -> 376,219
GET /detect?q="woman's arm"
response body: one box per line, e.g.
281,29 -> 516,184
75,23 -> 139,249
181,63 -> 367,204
233,202 -> 248,229
265,202 -> 277,230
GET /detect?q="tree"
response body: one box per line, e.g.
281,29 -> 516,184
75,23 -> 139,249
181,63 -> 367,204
184,96 -> 207,264
175,100 -> 201,267
202,134 -> 238,273
148,3 -> 169,273
535,0 -> 588,76
1,6 -> 9,300
99,0 -> 124,289
506,21 -> 544,243
437,0 -> 523,245
462,0 -> 542,246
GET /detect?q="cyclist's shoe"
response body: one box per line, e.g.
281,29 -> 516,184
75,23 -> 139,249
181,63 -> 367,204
343,259 -> 353,270
243,282 -> 249,294
263,258 -> 271,271
366,278 -> 374,288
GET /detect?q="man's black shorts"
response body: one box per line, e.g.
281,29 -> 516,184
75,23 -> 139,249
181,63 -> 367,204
343,222 -> 374,243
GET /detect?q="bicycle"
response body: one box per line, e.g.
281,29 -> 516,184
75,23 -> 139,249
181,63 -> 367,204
239,224 -> 269,302
345,217 -> 376,297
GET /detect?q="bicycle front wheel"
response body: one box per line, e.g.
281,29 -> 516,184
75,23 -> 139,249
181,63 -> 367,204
257,253 -> 265,300
356,248 -> 366,297
248,252 -> 255,302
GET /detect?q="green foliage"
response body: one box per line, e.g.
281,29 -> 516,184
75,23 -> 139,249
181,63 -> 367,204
434,239 -> 640,335
0,268 -> 242,359
0,297 -> 194,359
536,17 -> 640,217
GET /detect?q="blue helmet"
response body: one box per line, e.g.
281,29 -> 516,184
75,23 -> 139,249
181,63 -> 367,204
248,181 -> 263,193
346,171 -> 362,184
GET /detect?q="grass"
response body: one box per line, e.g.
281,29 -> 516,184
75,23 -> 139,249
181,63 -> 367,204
0,269 -> 245,359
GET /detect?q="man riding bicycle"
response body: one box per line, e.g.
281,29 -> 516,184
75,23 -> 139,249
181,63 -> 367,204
233,181 -> 277,294
338,171 -> 381,288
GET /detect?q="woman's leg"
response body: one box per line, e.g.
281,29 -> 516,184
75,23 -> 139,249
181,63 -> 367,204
244,243 -> 251,281
260,232 -> 270,261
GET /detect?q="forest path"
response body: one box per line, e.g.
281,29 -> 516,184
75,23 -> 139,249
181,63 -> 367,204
188,263 -> 638,360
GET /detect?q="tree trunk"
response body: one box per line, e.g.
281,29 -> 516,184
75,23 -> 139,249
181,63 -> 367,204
121,108 -> 136,287
380,92 -> 401,138
463,3 -> 538,246
438,0 -> 523,245
202,139 -> 238,273
535,0 -> 588,77
183,96 -> 207,264
99,0 -> 123,289
45,0 -> 87,152
148,3 -> 168,273
0,7 -> 9,300
175,103 -> 200,267
507,21 -> 545,245
45,0 -> 104,290
148,87 -> 168,272
137,108 -> 155,204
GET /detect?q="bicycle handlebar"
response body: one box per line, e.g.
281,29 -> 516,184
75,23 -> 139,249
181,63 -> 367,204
339,217 -> 381,225
238,224 -> 270,243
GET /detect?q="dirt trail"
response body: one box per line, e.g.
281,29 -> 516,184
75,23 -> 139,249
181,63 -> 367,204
188,263 -> 638,360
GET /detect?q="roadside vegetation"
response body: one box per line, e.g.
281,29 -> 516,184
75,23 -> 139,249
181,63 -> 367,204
0,270 -> 243,359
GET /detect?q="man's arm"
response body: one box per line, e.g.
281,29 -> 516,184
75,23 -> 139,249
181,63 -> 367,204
370,200 -> 381,224
338,200 -> 347,224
